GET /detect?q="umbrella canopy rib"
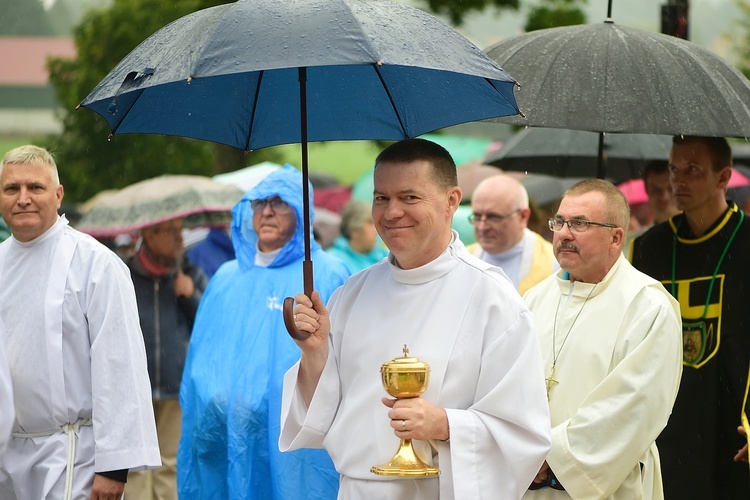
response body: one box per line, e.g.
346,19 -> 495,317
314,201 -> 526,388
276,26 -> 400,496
244,70 -> 265,152
372,63 -> 408,140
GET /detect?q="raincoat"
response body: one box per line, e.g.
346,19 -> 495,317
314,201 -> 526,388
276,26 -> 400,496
178,165 -> 349,499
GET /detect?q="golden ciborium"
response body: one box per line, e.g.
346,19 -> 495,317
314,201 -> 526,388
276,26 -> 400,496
370,345 -> 440,477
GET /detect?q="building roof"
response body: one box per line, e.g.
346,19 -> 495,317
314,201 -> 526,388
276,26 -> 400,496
0,37 -> 76,86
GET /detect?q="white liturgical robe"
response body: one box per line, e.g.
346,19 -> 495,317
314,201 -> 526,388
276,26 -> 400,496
280,232 -> 551,499
0,217 -> 160,499
0,317 -> 13,456
523,255 -> 682,499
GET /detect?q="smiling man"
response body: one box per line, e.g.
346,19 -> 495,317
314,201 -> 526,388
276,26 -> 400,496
524,179 -> 682,499
630,136 -> 750,498
0,145 -> 160,499
282,138 -> 551,499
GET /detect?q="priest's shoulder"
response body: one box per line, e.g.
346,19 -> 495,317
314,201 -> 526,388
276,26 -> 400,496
455,249 -> 518,293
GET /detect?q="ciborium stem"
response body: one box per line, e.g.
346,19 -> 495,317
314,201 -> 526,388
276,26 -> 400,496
370,438 -> 440,477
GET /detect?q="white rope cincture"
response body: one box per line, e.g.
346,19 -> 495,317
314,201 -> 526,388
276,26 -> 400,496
12,418 -> 93,500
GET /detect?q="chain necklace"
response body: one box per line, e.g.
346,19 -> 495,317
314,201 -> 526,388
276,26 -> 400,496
546,282 -> 597,401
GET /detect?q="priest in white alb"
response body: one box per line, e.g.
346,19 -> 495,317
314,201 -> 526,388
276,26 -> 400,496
523,179 -> 682,499
0,145 -> 160,499
281,139 -> 551,499
0,317 -> 13,457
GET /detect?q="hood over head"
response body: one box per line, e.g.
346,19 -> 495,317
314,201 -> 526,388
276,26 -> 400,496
231,164 -> 319,271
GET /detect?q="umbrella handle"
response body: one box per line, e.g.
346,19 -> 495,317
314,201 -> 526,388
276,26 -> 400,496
283,297 -> 310,341
283,260 -> 314,341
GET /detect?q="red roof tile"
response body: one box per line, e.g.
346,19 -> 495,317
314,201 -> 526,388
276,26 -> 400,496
0,37 -> 76,86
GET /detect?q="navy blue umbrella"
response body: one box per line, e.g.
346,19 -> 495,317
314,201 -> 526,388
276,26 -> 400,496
79,0 -> 521,338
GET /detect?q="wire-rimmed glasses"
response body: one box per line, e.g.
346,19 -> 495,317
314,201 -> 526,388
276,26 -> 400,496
548,218 -> 618,232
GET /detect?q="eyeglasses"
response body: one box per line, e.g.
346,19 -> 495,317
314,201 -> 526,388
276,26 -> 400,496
548,218 -> 618,232
468,208 -> 520,225
251,197 -> 292,213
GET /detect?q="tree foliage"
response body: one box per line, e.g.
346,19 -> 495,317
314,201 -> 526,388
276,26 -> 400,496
525,0 -> 588,32
418,0 -> 586,29
46,0 -> 281,203
734,0 -> 750,78
420,0 -> 519,25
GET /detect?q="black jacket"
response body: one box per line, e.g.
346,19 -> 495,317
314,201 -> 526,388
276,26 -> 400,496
128,255 -> 207,400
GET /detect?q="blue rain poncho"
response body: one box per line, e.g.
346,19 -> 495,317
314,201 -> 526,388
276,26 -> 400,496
178,165 -> 350,499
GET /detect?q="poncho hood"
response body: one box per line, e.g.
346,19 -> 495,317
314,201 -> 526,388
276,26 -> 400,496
231,164 -> 320,271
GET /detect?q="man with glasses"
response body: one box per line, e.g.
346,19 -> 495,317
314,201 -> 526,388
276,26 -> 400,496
630,136 -> 750,498
178,165 -> 350,499
125,216 -> 208,500
524,179 -> 682,498
468,174 -> 557,294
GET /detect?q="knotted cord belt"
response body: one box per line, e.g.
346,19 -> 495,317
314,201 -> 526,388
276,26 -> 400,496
12,418 -> 93,500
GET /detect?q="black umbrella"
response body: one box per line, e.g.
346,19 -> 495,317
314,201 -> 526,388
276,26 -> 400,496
484,1 -> 750,178
485,128 -> 672,184
79,0 -> 521,339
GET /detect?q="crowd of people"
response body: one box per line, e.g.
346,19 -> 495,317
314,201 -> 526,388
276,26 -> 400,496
0,136 -> 748,499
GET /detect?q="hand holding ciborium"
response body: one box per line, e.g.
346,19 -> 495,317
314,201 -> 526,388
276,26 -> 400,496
370,345 -> 440,477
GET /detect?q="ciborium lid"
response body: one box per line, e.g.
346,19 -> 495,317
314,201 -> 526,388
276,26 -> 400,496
382,345 -> 429,373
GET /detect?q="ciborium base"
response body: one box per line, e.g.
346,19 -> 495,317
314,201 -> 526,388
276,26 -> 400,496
370,438 -> 440,477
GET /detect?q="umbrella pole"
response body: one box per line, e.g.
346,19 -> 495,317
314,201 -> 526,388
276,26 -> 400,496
284,67 -> 314,341
299,67 -> 314,293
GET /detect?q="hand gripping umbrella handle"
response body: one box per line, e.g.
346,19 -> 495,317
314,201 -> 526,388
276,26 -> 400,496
283,260 -> 314,341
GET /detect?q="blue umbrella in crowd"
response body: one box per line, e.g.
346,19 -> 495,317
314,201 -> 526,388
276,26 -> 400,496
78,0 -> 522,338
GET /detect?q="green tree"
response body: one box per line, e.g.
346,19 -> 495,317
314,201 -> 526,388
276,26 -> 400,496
734,0 -> 750,78
421,0 -> 519,26
46,0 -> 281,202
418,0 -> 586,30
525,0 -> 588,32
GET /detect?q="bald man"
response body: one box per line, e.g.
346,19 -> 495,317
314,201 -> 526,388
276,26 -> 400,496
468,174 -> 558,294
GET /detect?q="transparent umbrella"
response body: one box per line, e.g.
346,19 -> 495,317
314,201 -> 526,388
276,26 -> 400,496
77,174 -> 243,238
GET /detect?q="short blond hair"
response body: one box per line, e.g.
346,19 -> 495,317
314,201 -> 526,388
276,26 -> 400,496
565,179 -> 630,230
0,145 -> 60,186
